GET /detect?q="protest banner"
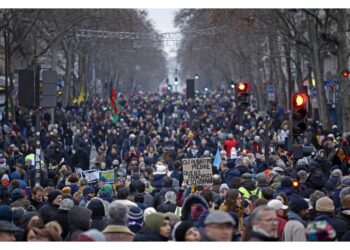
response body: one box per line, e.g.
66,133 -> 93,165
99,170 -> 115,184
182,158 -> 213,185
81,169 -> 99,183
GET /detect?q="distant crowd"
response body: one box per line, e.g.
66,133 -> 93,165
0,90 -> 350,241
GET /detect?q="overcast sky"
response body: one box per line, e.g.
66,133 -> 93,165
147,9 -> 179,34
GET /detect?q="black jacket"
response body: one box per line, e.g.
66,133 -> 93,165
133,227 -> 168,241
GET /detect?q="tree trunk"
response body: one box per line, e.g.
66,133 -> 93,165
308,15 -> 331,130
63,43 -> 73,107
336,10 -> 350,133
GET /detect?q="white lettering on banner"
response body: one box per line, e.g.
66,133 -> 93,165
182,158 -> 213,185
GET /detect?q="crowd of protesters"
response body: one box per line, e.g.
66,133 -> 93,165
0,89 -> 350,242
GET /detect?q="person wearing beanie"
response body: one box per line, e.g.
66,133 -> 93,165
10,188 -> 31,209
128,206 -> 144,233
51,197 -> 74,240
332,176 -> 350,209
98,184 -> 113,203
276,176 -> 294,197
287,198 -> 309,227
173,220 -> 200,241
65,206 -> 92,241
133,212 -> 171,241
313,196 -> 349,240
38,190 -> 63,224
143,207 -> 157,222
86,197 -> 107,231
79,186 -> 95,207
103,201 -> 135,241
0,205 -> 13,222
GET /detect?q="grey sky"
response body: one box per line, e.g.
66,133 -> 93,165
147,9 -> 179,34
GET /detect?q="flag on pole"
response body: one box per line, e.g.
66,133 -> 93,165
77,83 -> 85,105
212,148 -> 221,170
111,86 -> 120,122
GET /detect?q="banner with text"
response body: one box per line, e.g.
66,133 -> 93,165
182,158 -> 213,185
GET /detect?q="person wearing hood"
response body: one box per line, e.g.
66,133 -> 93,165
79,186 -> 95,207
10,188 -> 31,209
65,206 -> 92,241
267,171 -> 281,190
133,212 -> 171,241
180,194 -> 209,222
341,156 -> 350,176
173,220 -> 201,241
38,190 -> 62,224
314,149 -> 330,177
276,176 -> 295,198
86,197 -> 107,231
154,176 -> 177,208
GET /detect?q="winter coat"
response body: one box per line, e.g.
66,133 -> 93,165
282,220 -> 307,241
52,210 -> 69,239
103,225 -> 135,241
133,227 -> 167,241
156,202 -> 176,213
10,198 -> 31,209
336,208 -> 350,226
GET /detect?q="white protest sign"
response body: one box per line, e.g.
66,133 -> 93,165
182,158 -> 213,185
82,170 -> 99,183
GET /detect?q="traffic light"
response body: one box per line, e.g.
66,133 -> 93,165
292,92 -> 308,135
341,69 -> 350,78
235,82 -> 250,109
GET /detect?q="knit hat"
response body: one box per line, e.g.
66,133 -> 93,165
144,212 -> 168,233
99,176 -> 108,183
0,205 -> 13,222
191,204 -> 206,221
59,198 -> 74,211
174,221 -> 195,241
316,197 -> 335,213
76,229 -> 106,241
62,186 -> 72,194
99,184 -> 113,196
219,183 -> 229,193
289,198 -> 309,213
11,188 -> 23,201
10,171 -> 20,180
48,190 -> 62,203
83,186 -> 95,197
128,206 -> 144,224
306,220 -> 336,241
241,173 -> 252,179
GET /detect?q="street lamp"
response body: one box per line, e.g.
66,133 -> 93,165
195,74 -> 199,80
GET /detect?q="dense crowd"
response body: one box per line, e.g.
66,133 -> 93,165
0,90 -> 350,241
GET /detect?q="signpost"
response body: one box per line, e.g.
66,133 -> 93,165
182,158 -> 213,185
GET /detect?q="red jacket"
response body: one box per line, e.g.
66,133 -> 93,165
224,139 -> 238,156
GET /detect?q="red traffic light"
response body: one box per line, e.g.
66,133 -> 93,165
341,69 -> 350,78
293,93 -> 308,108
237,82 -> 248,92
